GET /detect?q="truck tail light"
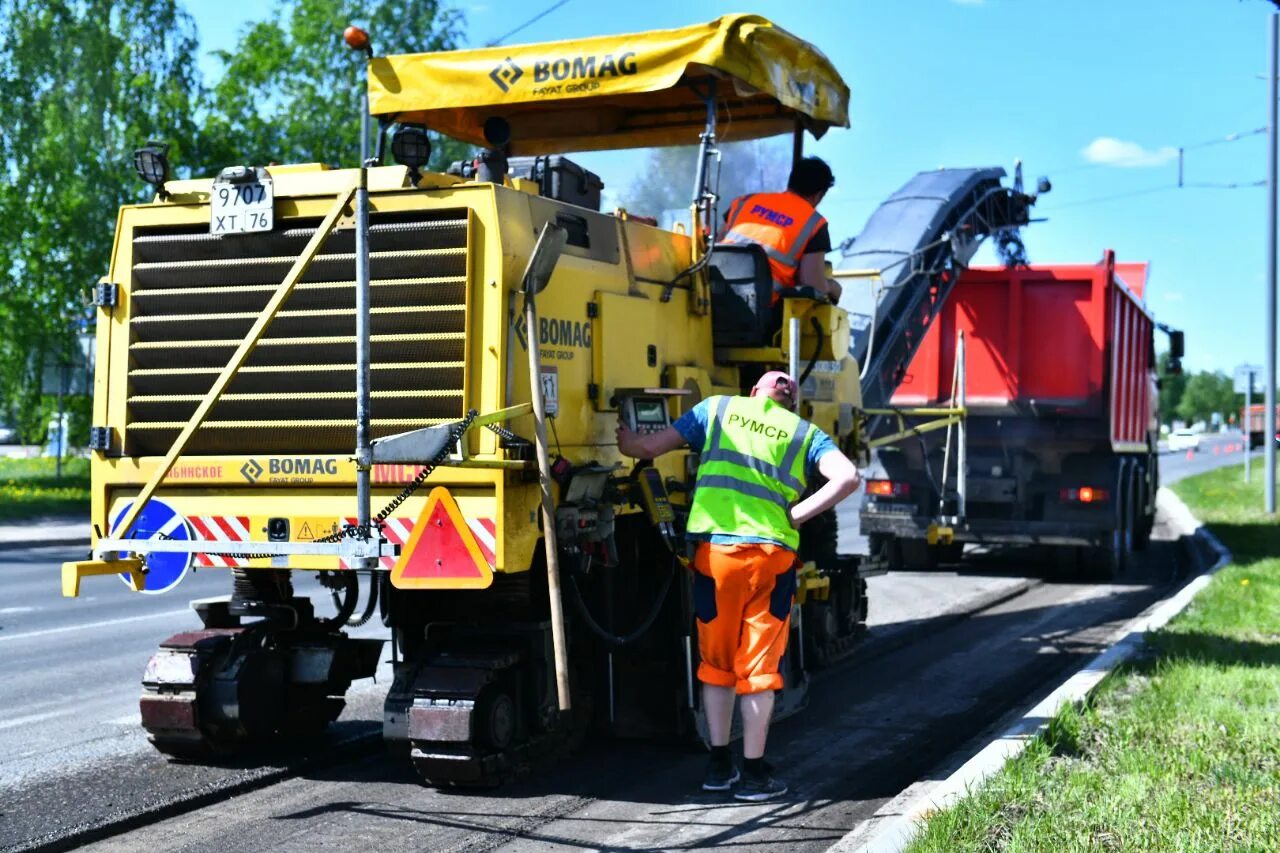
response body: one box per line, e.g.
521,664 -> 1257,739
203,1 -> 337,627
1060,487 -> 1108,504
867,479 -> 910,498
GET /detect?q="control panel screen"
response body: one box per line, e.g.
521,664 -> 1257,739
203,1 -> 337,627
634,399 -> 666,424
624,396 -> 671,435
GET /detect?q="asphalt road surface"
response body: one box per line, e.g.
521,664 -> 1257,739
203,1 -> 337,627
0,447 -> 1229,851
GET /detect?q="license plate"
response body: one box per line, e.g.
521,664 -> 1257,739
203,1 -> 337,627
210,175 -> 274,235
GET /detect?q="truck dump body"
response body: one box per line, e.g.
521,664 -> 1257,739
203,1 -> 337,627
840,167 -> 1034,410
891,255 -> 1154,450
863,252 -> 1160,572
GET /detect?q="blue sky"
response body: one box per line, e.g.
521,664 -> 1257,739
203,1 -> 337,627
186,0 -> 1280,373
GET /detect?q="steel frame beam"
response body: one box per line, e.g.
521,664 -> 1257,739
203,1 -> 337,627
110,184 -> 358,542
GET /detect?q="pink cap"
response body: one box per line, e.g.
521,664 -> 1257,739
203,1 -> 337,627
751,370 -> 797,405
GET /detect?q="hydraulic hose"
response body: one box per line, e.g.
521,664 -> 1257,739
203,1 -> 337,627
379,572 -> 394,628
566,554 -> 677,649
319,570 -> 360,630
343,570 -> 379,628
798,316 -> 826,387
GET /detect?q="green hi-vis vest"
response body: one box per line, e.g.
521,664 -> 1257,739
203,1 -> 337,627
686,395 -> 816,550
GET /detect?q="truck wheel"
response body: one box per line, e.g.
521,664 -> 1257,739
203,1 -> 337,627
1088,465 -> 1130,581
1133,462 -> 1153,551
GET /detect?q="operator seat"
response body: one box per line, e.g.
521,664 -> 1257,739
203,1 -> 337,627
709,243 -> 775,348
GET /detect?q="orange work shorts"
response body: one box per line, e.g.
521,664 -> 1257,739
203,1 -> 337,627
690,541 -> 798,695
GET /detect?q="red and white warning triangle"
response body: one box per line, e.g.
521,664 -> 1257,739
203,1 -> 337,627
390,487 -> 494,590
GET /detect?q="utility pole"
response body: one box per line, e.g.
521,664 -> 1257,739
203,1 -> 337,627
1267,11 -> 1278,512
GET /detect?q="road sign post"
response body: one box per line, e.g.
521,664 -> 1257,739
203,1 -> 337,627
1236,364 -> 1263,482
1247,374 -> 1253,482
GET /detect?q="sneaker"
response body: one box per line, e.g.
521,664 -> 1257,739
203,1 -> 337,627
701,759 -> 741,792
734,767 -> 788,802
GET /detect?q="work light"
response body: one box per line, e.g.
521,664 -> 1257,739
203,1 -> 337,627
132,141 -> 170,197
391,124 -> 432,181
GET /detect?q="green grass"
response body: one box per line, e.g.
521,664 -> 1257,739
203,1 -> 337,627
907,463 -> 1280,852
0,456 -> 89,521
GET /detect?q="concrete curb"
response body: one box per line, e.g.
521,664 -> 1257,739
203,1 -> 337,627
828,487 -> 1231,853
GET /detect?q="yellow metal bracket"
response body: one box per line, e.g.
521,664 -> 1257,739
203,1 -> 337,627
864,406 -> 966,450
465,403 -> 533,431
110,183 -> 358,542
62,558 -> 144,598
926,524 -> 955,546
454,403 -> 536,469
796,562 -> 831,604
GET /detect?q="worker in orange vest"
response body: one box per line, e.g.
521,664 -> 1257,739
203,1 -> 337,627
719,156 -> 843,306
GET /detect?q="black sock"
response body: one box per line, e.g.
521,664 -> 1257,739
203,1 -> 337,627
710,745 -> 731,766
744,757 -> 764,775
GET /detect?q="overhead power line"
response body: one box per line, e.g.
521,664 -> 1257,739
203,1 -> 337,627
485,0 -> 571,47
1048,179 -> 1265,211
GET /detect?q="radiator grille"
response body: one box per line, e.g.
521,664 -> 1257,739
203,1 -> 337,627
126,213 -> 469,455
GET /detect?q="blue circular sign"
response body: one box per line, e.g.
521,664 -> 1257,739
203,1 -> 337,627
111,498 -> 194,594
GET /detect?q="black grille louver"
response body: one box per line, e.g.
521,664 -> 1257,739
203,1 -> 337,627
126,214 -> 469,456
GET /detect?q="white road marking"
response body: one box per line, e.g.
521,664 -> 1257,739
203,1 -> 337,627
0,708 -> 75,731
0,606 -> 36,615
0,609 -> 191,644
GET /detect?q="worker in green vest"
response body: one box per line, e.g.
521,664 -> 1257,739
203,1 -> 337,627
616,370 -> 861,801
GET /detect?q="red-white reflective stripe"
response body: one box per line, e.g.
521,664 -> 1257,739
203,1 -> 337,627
341,515 -> 497,570
189,516 -> 250,568
466,518 -> 497,565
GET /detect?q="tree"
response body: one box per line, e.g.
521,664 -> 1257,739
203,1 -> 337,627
201,0 -> 469,172
0,0 -> 203,441
1176,370 -> 1238,426
619,139 -> 791,226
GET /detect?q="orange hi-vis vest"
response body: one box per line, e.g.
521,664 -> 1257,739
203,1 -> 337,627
720,191 -> 827,304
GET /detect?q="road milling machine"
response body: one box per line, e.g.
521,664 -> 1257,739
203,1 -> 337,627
62,15 -> 1038,787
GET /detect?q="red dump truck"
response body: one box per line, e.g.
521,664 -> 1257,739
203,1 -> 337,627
1241,404 -> 1280,448
860,251 -> 1180,578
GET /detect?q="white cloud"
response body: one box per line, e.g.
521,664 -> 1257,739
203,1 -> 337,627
1081,137 -> 1179,168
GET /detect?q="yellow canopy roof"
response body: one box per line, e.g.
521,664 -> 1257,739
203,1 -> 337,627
368,14 -> 850,155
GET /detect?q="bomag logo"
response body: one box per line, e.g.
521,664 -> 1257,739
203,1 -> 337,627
269,458 -> 339,476
488,57 -> 524,93
533,51 -> 638,84
513,314 -> 592,351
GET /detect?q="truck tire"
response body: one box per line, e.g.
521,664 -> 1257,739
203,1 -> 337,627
1087,463 -> 1130,581
1134,453 -> 1156,551
1133,461 -> 1153,551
